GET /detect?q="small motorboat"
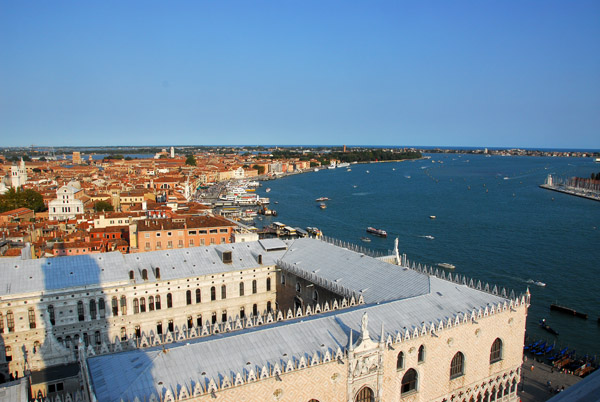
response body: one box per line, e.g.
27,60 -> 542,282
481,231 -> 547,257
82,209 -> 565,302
430,215 -> 436,219
437,263 -> 455,269
315,197 -> 330,202
360,237 -> 371,242
319,203 -> 327,210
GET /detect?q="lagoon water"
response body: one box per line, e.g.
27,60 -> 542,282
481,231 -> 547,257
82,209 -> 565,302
255,154 -> 600,357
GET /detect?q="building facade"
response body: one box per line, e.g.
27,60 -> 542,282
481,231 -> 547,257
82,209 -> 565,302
132,216 -> 236,253
47,185 -> 85,221
0,238 -> 528,402
10,159 -> 27,189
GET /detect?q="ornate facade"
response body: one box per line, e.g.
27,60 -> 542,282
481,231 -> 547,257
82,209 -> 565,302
0,237 -> 528,402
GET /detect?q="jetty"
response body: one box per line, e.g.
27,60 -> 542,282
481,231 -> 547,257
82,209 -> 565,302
550,304 -> 588,319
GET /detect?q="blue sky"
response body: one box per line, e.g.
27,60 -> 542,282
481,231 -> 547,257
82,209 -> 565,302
1,1 -> 599,149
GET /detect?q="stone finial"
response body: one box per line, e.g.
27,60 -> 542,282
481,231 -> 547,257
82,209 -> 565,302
179,384 -> 190,399
192,381 -> 203,396
234,372 -> 244,386
298,356 -> 307,369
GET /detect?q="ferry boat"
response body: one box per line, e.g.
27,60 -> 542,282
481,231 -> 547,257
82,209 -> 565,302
337,162 -> 350,168
315,197 -> 330,202
366,227 -> 387,237
437,263 -> 455,269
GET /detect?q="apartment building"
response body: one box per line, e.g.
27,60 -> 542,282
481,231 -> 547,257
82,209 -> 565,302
133,216 -> 236,253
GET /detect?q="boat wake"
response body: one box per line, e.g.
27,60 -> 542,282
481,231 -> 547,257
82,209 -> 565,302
418,235 -> 435,240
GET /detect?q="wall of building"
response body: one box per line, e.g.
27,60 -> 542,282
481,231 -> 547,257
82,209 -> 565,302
0,264 -> 277,380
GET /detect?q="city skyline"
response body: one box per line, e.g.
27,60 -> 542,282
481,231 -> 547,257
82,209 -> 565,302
1,1 -> 599,149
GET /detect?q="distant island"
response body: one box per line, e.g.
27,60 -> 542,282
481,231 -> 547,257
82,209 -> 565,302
1,145 -> 598,162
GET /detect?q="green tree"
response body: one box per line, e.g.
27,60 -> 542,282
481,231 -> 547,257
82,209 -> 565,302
94,200 -> 114,212
185,154 -> 197,166
0,188 -> 46,213
252,164 -> 265,175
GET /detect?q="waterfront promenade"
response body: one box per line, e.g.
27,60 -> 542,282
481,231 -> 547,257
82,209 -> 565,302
520,358 -> 582,402
539,184 -> 600,202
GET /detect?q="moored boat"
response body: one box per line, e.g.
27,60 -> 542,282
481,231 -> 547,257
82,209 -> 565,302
437,263 -> 455,269
366,227 -> 387,237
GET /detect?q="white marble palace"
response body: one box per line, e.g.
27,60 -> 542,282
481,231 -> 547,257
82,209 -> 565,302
0,237 -> 528,402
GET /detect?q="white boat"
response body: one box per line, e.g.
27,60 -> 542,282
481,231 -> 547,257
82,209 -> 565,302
422,235 -> 435,240
314,168 -> 319,172
437,263 -> 455,269
337,162 -> 350,168
347,168 -> 351,172
366,170 -> 370,174
429,215 -> 436,219
265,188 -> 271,193
526,279 -> 546,287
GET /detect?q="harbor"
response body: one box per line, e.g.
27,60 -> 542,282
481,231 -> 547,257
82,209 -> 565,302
540,174 -> 600,202
236,153 -> 600,361
195,154 -> 600,363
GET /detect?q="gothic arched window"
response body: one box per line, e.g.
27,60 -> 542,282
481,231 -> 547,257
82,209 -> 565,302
418,345 -> 425,363
490,338 -> 502,363
450,352 -> 465,379
355,386 -> 374,402
396,351 -> 404,370
401,368 -> 418,395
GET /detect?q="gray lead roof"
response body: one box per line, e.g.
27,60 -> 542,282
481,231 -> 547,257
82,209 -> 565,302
0,241 -> 288,297
279,238 -> 430,303
87,276 -> 507,402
